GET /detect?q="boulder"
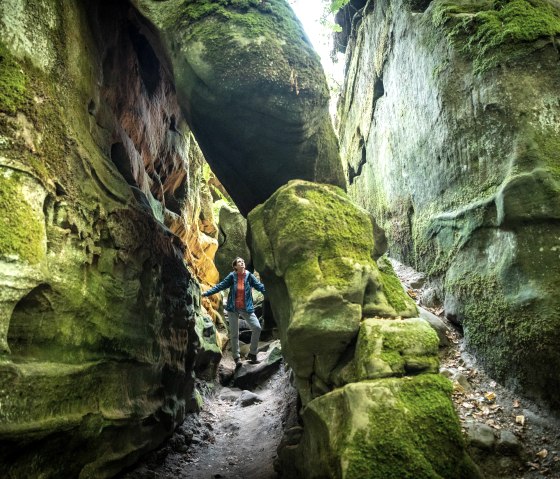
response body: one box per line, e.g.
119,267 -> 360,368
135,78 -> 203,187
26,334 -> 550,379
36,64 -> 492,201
233,340 -> 283,390
278,375 -> 481,479
332,318 -> 440,386
418,306 -> 450,347
133,0 -> 346,216
248,180 -> 417,403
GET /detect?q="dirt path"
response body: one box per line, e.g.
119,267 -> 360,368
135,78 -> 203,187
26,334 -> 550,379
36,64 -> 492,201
122,363 -> 297,479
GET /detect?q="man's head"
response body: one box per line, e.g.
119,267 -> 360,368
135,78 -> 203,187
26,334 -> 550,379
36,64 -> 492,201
232,257 -> 245,272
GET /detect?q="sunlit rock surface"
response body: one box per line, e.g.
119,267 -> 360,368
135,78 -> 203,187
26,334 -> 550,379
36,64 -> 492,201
0,1 -> 219,476
337,0 -> 560,407
133,0 -> 346,216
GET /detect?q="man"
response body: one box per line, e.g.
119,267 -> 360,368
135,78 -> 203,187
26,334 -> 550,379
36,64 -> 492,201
202,257 -> 265,366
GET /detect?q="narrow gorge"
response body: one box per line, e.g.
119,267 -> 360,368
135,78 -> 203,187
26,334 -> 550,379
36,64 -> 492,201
0,0 -> 559,478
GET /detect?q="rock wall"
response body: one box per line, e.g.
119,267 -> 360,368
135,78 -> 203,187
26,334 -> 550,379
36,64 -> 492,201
215,202 -> 251,279
0,0 -> 219,476
248,180 -> 479,478
337,0 -> 560,407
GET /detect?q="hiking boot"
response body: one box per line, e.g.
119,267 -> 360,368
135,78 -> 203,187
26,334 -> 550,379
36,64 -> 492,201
234,357 -> 242,369
247,353 -> 260,364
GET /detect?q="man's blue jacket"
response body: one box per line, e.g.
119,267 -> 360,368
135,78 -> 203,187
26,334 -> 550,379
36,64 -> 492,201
202,271 -> 265,313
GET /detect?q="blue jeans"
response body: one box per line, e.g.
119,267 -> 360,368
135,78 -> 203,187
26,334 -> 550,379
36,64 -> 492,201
228,309 -> 262,360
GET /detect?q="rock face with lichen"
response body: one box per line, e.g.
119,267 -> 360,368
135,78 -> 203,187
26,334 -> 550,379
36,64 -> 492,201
248,180 -> 479,478
337,0 -> 560,408
215,202 -> 251,277
133,0 -> 347,216
0,1 -> 220,477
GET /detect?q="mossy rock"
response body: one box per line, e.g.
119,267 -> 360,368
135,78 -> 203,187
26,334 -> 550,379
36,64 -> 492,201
0,41 -> 28,115
0,168 -> 47,265
332,318 -> 440,386
248,180 -> 417,402
193,314 -> 222,379
445,221 -> 560,407
278,375 -> 481,479
431,0 -> 560,74
134,0 -> 346,215
0,1 -> 205,476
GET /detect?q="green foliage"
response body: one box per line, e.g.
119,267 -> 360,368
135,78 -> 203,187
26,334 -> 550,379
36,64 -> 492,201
329,0 -> 352,13
432,0 -> 560,74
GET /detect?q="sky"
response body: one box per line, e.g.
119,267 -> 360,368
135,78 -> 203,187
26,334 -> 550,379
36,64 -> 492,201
288,0 -> 344,85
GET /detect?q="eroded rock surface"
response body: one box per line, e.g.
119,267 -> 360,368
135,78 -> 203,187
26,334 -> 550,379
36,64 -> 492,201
337,0 -> 560,407
0,1 -> 220,477
248,180 -> 418,403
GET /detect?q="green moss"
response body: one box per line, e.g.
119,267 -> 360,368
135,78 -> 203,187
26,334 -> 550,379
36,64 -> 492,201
446,272 -> 512,374
355,319 -> 439,380
0,170 -> 45,264
0,42 -> 28,115
341,376 -> 479,479
264,182 -> 375,298
531,127 -> 560,178
432,0 -> 560,74
444,224 -> 560,408
169,0 -> 323,97
377,256 -> 417,313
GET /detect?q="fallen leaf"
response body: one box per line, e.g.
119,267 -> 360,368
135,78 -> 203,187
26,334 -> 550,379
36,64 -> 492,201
527,462 -> 540,469
462,402 -> 475,409
513,399 -> 520,408
515,415 -> 525,426
484,392 -> 496,402
536,449 -> 548,459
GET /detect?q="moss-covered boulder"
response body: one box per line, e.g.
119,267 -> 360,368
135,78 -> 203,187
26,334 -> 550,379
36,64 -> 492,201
337,0 -> 560,407
0,1 -> 220,476
133,0 -> 346,215
248,180 -> 417,402
278,375 -> 481,479
332,318 -> 440,386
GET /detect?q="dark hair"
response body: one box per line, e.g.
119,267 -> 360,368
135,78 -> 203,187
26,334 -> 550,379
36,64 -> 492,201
232,257 -> 244,269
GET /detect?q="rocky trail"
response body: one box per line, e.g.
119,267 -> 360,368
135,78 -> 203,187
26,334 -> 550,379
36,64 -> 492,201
121,354 -> 297,479
121,261 -> 560,479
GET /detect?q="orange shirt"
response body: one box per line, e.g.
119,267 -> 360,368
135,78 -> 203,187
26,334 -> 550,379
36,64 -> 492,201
235,272 -> 245,310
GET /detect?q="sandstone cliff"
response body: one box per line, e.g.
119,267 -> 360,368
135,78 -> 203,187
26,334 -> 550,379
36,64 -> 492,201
337,0 -> 560,408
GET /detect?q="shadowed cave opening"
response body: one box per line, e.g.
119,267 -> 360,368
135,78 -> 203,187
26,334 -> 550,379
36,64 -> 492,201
8,284 -> 55,359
